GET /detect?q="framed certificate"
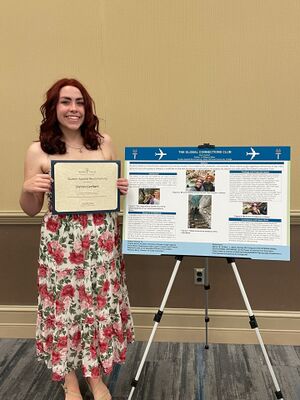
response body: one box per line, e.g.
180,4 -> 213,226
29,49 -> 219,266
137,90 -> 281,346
51,160 -> 120,214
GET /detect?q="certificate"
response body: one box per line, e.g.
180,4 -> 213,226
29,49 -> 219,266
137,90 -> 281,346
51,160 -> 120,214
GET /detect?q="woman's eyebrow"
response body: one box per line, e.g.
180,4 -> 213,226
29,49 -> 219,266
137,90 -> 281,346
59,96 -> 84,101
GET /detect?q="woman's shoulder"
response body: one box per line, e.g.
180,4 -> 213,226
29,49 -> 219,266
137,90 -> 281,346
27,141 -> 44,154
24,141 -> 49,173
99,132 -> 116,159
99,132 -> 113,145
26,141 -> 48,161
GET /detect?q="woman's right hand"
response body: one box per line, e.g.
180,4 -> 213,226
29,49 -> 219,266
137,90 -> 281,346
23,173 -> 52,194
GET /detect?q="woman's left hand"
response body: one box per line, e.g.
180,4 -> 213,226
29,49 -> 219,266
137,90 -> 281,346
117,178 -> 129,194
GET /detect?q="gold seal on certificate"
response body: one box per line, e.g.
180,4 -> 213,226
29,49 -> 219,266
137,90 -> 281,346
51,160 -> 120,214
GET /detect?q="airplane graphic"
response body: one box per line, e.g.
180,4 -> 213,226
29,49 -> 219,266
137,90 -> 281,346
155,148 -> 167,160
246,147 -> 260,160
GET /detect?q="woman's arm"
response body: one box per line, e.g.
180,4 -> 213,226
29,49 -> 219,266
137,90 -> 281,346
19,143 -> 52,217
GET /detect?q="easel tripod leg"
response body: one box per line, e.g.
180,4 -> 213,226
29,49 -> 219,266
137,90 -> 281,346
226,258 -> 284,400
204,257 -> 210,349
127,256 -> 183,400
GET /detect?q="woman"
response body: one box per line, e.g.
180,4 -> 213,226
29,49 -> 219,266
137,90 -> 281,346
203,175 -> 215,192
194,178 -> 204,192
149,189 -> 160,204
20,78 -> 134,400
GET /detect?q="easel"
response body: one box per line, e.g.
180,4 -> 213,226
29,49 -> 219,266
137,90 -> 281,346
127,144 -> 284,399
127,256 -> 283,400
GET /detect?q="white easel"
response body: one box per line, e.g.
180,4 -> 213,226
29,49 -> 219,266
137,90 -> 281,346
127,255 -> 283,400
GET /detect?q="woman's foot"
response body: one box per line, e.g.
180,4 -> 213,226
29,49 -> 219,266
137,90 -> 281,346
63,371 -> 83,400
86,377 -> 112,400
61,384 -> 83,399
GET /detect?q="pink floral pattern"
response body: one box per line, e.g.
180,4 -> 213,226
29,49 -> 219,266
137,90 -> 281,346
36,208 -> 134,381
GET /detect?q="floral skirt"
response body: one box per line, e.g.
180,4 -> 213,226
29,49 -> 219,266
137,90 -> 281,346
36,211 -> 134,381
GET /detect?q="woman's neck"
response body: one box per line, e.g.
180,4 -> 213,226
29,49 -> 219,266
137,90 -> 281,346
61,129 -> 83,145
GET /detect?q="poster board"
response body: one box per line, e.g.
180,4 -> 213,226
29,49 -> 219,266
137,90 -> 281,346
122,146 -> 290,261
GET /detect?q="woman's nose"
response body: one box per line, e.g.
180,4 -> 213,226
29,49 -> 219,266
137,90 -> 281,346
70,101 -> 78,111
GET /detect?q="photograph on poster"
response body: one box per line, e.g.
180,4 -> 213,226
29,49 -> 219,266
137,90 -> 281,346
186,169 -> 215,192
138,188 -> 160,205
188,194 -> 212,229
243,202 -> 268,215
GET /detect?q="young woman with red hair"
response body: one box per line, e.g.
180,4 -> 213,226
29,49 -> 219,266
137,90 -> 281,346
20,78 -> 134,400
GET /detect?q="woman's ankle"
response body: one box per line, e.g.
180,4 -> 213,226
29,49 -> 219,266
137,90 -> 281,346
64,371 -> 81,391
86,376 -> 105,388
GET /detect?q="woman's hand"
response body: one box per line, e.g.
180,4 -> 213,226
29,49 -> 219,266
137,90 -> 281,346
23,174 -> 52,194
117,178 -> 128,195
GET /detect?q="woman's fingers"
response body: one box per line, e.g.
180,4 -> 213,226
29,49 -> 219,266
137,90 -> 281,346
117,178 -> 128,194
23,174 -> 52,193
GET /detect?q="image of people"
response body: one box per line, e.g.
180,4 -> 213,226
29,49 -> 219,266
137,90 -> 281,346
186,169 -> 215,192
19,78 -> 134,400
149,189 -> 160,204
194,178 -> 205,191
243,202 -> 268,215
139,190 -> 153,204
202,174 -> 215,192
138,188 -> 160,205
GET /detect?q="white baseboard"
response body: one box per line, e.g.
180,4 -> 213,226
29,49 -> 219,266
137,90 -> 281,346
0,306 -> 299,345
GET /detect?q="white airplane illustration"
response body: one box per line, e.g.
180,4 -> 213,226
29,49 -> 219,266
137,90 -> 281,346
246,147 -> 260,160
155,148 -> 167,160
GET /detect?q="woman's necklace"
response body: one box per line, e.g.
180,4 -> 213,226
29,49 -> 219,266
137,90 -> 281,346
65,142 -> 85,153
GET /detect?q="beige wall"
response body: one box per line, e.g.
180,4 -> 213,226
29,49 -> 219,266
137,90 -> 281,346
0,1 -> 299,211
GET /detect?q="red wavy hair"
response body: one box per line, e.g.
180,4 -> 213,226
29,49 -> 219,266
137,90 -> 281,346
39,78 -> 103,154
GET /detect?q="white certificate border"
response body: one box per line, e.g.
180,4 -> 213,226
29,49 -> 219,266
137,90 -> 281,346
50,160 -> 120,215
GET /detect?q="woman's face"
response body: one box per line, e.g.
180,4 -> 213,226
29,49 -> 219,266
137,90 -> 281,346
56,86 -> 85,132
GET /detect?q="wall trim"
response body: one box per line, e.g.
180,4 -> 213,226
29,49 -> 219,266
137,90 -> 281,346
290,210 -> 300,225
0,210 -> 300,224
1,306 -> 299,345
0,211 -> 43,224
